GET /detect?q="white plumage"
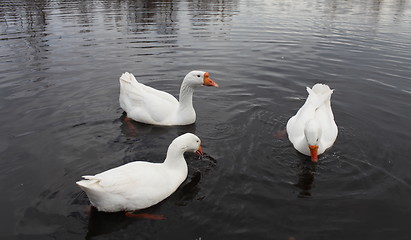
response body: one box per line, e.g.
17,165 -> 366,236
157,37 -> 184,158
286,83 -> 338,162
76,133 -> 203,212
119,71 -> 218,126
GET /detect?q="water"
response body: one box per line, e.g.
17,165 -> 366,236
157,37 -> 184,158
1,0 -> 411,239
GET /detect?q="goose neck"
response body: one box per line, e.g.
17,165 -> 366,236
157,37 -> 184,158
164,143 -> 186,167
178,82 -> 195,109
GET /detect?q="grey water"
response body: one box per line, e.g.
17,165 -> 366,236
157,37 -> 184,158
1,0 -> 411,239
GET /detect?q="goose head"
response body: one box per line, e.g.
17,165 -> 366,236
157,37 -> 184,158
172,133 -> 203,156
304,119 -> 322,162
183,71 -> 219,88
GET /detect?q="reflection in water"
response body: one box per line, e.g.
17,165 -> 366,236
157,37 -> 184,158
323,0 -> 408,24
85,207 -> 136,239
0,0 -> 50,73
119,112 -> 197,140
86,212 -> 135,238
125,0 -> 178,37
187,0 -> 238,38
294,161 -> 316,198
392,0 -> 407,22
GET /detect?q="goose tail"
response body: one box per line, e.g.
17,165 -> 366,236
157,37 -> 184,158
76,175 -> 100,189
119,72 -> 138,84
306,83 -> 333,109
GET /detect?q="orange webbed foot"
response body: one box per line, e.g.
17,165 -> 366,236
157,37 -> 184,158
273,129 -> 287,139
123,116 -> 137,136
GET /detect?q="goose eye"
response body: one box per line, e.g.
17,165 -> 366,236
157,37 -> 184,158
196,140 -> 199,143
197,75 -> 201,78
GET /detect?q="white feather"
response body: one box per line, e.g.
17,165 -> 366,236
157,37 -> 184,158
119,71 -> 217,125
286,83 -> 338,157
76,133 -> 202,212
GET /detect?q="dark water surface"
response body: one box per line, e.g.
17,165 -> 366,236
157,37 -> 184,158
1,0 -> 411,239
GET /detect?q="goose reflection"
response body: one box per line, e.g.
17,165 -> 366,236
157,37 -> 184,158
119,112 -> 197,138
294,160 -> 316,198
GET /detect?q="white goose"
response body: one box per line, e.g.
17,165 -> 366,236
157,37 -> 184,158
76,133 -> 203,213
119,71 -> 219,126
286,83 -> 338,162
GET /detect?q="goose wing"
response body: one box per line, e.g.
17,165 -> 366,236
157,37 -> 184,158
119,72 -> 179,123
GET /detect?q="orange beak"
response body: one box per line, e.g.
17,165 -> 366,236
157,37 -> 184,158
195,145 -> 203,156
203,72 -> 219,87
309,145 -> 319,162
